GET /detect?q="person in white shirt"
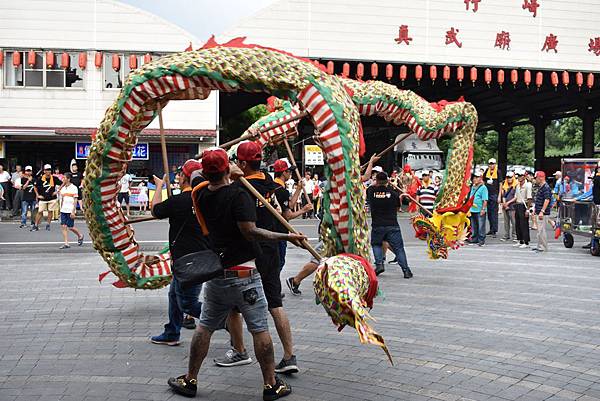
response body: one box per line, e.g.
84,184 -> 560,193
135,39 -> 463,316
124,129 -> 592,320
0,164 -> 11,210
58,173 -> 84,249
11,165 -> 23,216
302,172 -> 315,218
285,177 -> 295,195
118,172 -> 133,216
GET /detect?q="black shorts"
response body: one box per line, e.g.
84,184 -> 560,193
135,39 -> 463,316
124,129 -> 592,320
255,243 -> 282,309
118,192 -> 130,205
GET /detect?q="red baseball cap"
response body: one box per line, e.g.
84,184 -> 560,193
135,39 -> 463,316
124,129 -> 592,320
403,164 -> 412,173
201,147 -> 229,173
535,171 -> 546,179
181,159 -> 202,177
273,159 -> 291,173
237,141 -> 263,161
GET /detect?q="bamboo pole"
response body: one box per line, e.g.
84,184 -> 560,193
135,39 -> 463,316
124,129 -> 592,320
282,137 -> 313,206
158,103 -> 172,198
360,132 -> 412,172
238,176 -> 321,261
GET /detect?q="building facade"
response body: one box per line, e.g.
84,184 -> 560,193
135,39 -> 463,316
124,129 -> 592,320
0,0 -> 218,175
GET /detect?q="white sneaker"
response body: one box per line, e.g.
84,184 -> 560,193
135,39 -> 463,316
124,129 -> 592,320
519,244 -> 528,249
513,242 -> 521,247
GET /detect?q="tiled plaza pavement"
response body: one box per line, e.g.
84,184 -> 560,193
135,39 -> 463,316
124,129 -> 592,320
1,224 -> 600,401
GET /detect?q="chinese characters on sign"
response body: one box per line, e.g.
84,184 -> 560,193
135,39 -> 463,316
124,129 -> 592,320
394,25 -> 413,45
464,0 -> 480,13
304,145 -> 324,166
75,142 -> 149,160
542,33 -> 558,53
522,0 -> 539,17
495,31 -> 511,50
589,38 -> 600,56
445,27 -> 463,48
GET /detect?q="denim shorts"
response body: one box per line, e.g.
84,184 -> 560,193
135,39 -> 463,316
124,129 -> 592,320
60,212 -> 74,228
198,272 -> 268,334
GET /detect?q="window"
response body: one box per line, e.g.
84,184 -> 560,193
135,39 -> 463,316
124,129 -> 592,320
103,54 -> 144,89
3,50 -> 84,89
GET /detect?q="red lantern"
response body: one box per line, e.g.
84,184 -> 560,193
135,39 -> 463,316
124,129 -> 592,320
12,51 -> 21,67
587,73 -> 594,90
27,50 -> 36,67
550,71 -> 558,89
524,69 -> 532,88
144,53 -> 152,64
400,65 -> 407,84
511,69 -> 518,87
129,55 -> 138,70
443,65 -> 450,85
95,52 -> 103,69
497,69 -> 505,88
342,62 -> 350,78
60,52 -> 69,69
457,66 -> 464,85
0,51 -> 3,67
470,67 -> 477,86
356,63 -> 364,80
370,63 -> 378,79
430,65 -> 437,84
535,71 -> 543,89
576,72 -> 583,90
562,71 -> 569,88
385,64 -> 393,81
326,61 -> 334,75
78,52 -> 87,69
112,54 -> 121,72
484,68 -> 492,86
46,51 -> 54,68
415,65 -> 423,84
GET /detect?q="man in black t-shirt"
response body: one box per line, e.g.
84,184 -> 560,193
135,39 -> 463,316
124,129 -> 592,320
32,164 -> 62,231
366,172 -> 412,278
168,147 -> 303,400
272,159 -> 312,271
69,161 -> 83,212
150,159 -> 207,347
19,166 -> 36,228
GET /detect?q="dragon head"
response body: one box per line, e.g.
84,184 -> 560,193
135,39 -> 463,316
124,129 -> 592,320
412,210 -> 470,260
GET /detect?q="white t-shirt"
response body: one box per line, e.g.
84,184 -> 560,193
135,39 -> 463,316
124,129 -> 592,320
59,184 -> 79,213
119,174 -> 132,193
285,178 -> 295,194
303,178 -> 315,197
0,171 -> 10,183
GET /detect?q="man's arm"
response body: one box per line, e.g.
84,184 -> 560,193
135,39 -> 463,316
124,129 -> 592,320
481,200 -> 488,215
361,154 -> 380,182
150,175 -> 167,217
237,221 -> 306,246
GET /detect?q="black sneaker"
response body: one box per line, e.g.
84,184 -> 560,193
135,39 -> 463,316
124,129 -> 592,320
214,348 -> 252,367
167,374 -> 197,398
375,263 -> 385,276
19,224 -> 25,229
402,268 -> 413,279
45,224 -> 51,231
389,257 -> 398,264
30,225 -> 39,232
263,376 -> 292,401
286,277 -> 301,295
77,235 -> 84,246
182,317 -> 196,330
274,355 -> 299,374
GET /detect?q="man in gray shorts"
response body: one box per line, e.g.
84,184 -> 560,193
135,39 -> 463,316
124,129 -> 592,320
167,148 -> 305,400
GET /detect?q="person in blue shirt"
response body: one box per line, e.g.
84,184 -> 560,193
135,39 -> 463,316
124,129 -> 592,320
468,171 -> 489,246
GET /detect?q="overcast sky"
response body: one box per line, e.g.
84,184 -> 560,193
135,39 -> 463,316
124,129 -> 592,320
120,0 -> 275,40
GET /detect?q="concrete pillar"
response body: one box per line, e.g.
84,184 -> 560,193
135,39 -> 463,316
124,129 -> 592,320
496,123 -> 510,180
533,116 -> 548,171
582,107 -> 596,158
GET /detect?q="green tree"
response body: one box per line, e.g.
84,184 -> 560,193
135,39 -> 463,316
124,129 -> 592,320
508,125 -> 534,165
220,104 -> 270,144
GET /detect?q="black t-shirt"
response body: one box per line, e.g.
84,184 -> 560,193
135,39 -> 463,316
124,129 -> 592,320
272,181 -> 291,233
70,171 -> 82,187
234,173 -> 280,232
195,184 -> 258,268
367,184 -> 400,227
35,175 -> 62,201
592,175 -> 600,205
21,176 -> 36,201
153,191 -> 208,262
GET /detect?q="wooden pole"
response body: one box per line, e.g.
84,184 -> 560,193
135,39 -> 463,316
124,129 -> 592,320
282,137 -> 313,206
238,176 -> 322,261
158,103 -> 172,198
360,132 -> 412,172
124,215 -> 158,225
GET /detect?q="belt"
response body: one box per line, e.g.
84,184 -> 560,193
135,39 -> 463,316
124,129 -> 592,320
223,267 -> 258,279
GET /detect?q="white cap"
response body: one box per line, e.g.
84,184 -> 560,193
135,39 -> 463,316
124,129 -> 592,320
25,165 -> 32,171
506,171 -> 515,177
422,170 -> 431,175
70,158 -> 77,166
473,171 -> 483,177
488,158 -> 497,164
553,171 -> 561,176
372,166 -> 383,173
43,164 -> 51,170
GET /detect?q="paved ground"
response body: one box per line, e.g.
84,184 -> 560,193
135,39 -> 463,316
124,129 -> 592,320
1,216 -> 600,401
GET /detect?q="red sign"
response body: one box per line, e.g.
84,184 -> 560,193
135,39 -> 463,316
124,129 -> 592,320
522,0 -> 539,17
494,31 -> 511,50
542,33 -> 558,53
464,0 -> 480,12
445,27 -> 463,48
394,25 -> 413,45
589,37 -> 600,56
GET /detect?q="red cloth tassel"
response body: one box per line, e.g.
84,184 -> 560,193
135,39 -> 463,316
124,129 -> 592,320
98,271 -> 111,282
112,280 -> 128,288
554,227 -> 561,240
358,122 -> 366,157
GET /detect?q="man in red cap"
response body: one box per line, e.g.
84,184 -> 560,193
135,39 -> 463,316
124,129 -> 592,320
150,159 -> 207,346
214,142 -> 300,375
169,147 -> 304,400
532,171 -> 552,252
272,158 -> 313,271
